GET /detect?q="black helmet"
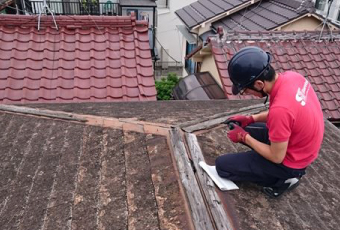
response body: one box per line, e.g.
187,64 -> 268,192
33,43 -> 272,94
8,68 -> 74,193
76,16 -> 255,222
228,46 -> 271,95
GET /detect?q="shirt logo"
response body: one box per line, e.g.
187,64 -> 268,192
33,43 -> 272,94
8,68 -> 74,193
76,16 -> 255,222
295,80 -> 310,106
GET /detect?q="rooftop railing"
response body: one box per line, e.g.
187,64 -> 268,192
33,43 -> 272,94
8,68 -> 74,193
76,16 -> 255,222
28,1 -> 120,16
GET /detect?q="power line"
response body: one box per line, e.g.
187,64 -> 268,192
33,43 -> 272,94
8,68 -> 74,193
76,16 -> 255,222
238,0 -> 263,30
319,0 -> 334,41
155,36 -> 181,63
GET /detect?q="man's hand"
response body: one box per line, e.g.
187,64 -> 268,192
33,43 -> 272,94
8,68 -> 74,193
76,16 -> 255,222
226,115 -> 254,128
227,125 -> 249,143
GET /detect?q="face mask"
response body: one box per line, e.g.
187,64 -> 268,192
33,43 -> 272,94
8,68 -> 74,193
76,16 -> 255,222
248,83 -> 267,98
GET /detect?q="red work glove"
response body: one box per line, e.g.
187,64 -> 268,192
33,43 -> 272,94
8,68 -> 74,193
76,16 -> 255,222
227,124 -> 249,143
226,115 -> 254,128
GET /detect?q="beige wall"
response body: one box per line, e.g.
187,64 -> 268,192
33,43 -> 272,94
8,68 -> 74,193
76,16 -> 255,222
200,55 -> 222,87
198,22 -> 213,35
279,15 -> 334,31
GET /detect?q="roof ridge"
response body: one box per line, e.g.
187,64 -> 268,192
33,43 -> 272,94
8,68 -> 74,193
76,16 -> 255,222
0,15 -> 148,29
212,30 -> 340,42
0,104 -> 168,134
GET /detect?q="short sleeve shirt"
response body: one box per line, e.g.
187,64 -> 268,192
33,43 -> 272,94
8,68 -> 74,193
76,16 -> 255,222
267,71 -> 324,169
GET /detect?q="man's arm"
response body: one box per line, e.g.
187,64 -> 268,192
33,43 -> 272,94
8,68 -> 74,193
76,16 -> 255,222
244,134 -> 288,164
252,111 -> 269,123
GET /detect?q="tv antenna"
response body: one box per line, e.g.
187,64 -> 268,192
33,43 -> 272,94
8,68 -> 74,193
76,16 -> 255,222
319,0 -> 334,40
38,0 -> 58,31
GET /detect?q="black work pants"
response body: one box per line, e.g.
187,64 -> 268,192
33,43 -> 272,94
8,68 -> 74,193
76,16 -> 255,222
215,123 -> 306,188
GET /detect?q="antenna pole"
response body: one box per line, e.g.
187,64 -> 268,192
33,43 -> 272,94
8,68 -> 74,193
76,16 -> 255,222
318,0 -> 334,40
38,0 -> 58,31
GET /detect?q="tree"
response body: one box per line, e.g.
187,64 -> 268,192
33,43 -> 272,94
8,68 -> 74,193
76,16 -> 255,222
155,73 -> 179,100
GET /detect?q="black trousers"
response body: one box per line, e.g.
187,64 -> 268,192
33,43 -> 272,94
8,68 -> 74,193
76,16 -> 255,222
215,123 -> 306,188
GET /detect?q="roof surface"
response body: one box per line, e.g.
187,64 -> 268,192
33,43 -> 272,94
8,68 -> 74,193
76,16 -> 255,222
212,0 -> 315,31
210,31 -> 340,120
175,0 -> 250,29
0,110 -> 189,230
23,100 -> 263,124
0,15 -> 156,104
1,100 -> 339,230
196,117 -> 340,230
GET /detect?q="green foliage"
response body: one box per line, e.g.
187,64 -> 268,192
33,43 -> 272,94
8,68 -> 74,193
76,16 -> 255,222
81,0 -> 98,8
155,73 -> 180,100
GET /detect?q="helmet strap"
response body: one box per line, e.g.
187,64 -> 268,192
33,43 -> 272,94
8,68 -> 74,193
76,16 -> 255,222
248,82 -> 267,97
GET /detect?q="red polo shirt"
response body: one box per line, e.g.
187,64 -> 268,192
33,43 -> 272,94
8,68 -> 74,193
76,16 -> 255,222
267,71 -> 324,169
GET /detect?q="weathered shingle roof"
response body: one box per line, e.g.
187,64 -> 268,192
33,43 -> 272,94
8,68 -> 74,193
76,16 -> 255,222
196,116 -> 340,230
175,0 -> 250,29
0,100 -> 262,230
0,15 -> 156,104
212,0 -> 315,31
1,100 -> 339,230
210,31 -> 340,120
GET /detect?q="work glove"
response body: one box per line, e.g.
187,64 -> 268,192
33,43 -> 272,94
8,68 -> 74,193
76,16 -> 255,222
226,115 -> 254,128
227,124 -> 249,143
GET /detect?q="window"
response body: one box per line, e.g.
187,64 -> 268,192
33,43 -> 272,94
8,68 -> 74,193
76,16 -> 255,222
185,42 -> 196,74
315,0 -> 326,11
172,72 -> 226,100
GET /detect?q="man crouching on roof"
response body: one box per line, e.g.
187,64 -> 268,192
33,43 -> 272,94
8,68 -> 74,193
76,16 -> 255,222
215,46 -> 324,198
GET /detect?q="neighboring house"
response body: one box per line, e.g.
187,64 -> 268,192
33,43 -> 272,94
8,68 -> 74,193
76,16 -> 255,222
154,0 -> 197,78
188,30 -> 340,122
314,0 -> 340,25
211,0 -> 338,32
175,0 -> 339,75
0,14 -> 157,103
0,99 -> 339,229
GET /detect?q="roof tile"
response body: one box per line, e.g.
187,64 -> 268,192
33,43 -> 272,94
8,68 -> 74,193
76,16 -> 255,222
0,15 -> 156,103
176,0 -> 248,29
210,31 -> 340,120
212,0 -> 314,31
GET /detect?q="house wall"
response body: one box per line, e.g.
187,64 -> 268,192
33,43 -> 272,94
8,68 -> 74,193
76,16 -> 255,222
280,15 -> 325,31
156,0 -> 197,77
198,22 -> 213,35
313,0 -> 340,26
200,55 -> 222,87
122,7 -> 154,27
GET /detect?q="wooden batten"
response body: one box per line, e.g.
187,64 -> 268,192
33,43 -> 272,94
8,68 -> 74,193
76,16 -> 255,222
169,127 -> 215,230
186,133 -> 235,230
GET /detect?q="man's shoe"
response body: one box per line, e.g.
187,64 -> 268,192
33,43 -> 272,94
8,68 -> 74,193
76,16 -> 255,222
263,178 -> 300,198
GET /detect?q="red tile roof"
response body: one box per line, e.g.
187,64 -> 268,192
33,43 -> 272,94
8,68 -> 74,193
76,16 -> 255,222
0,14 -> 156,104
210,31 -> 340,120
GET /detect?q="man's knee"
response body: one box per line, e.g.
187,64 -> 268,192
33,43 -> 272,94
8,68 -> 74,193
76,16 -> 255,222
215,155 -> 233,178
